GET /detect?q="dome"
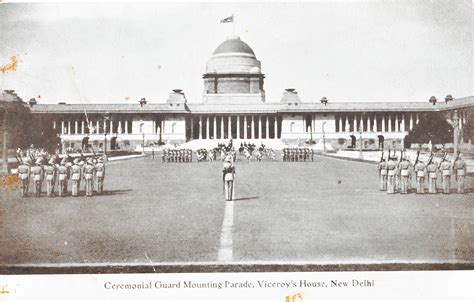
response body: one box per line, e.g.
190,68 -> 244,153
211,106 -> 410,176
213,36 -> 255,57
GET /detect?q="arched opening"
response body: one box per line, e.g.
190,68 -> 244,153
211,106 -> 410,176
377,135 -> 384,149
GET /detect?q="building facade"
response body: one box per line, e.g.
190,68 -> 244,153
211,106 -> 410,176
26,36 -> 474,152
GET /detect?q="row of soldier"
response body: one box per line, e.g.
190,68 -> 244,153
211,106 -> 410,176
378,150 -> 467,194
16,155 -> 106,197
161,149 -> 193,163
282,148 -> 314,162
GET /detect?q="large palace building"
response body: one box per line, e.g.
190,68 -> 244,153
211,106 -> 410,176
18,36 -> 474,151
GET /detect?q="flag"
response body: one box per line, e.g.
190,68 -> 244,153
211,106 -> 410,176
220,15 -> 234,23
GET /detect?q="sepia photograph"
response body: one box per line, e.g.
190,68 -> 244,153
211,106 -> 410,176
0,1 -> 472,291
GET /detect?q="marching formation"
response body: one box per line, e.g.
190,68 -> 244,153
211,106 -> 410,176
282,148 -> 314,162
16,151 -> 106,198
378,150 -> 467,194
161,149 -> 193,163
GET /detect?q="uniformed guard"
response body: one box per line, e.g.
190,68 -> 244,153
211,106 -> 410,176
95,157 -> 106,194
71,159 -> 81,197
439,155 -> 452,194
377,153 -> 388,191
453,153 -> 466,194
386,156 -> 397,194
31,158 -> 44,197
84,158 -> 95,197
57,159 -> 68,197
398,154 -> 411,194
44,161 -> 56,197
426,155 -> 438,194
413,154 -> 427,194
223,155 -> 235,201
17,158 -> 31,197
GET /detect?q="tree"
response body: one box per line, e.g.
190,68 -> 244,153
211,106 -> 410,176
404,112 -> 453,148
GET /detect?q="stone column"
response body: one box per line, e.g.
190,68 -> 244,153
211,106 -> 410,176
228,115 -> 232,139
374,115 -> 378,132
81,121 -> 85,134
110,120 -> 114,134
119,120 -> 123,134
206,116 -> 210,140
220,116 -> 224,139
68,120 -> 71,134
258,116 -> 262,139
161,120 -> 164,136
353,115 -> 357,132
345,115 -> 349,132
53,120 -> 57,129
213,116 -> 217,139
190,117 -> 194,138
237,116 -> 240,139
409,114 -> 413,130
401,114 -> 405,132
265,116 -> 269,138
416,113 -> 419,125
388,115 -> 392,132
244,116 -> 248,139
338,115 -> 342,133
395,114 -> 399,132
382,115 -> 385,132
125,120 -> 128,134
75,120 -> 78,134
360,115 -> 364,132
274,116 -> 278,138
199,116 -> 202,139
251,116 -> 255,139
96,120 -> 100,134
366,116 -> 370,132
61,121 -> 65,134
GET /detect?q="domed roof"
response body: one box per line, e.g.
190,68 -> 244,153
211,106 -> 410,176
213,36 -> 255,57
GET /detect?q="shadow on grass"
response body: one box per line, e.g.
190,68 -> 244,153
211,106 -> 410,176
233,196 -> 259,201
101,189 -> 133,196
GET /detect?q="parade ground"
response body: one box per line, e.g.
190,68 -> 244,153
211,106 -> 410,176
0,155 -> 472,273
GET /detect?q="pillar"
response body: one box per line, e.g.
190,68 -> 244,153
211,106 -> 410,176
213,116 -> 217,139
409,114 -> 413,130
244,116 -> 248,139
125,120 -> 129,134
81,121 -> 85,134
53,120 -> 57,129
360,115 -> 364,132
395,114 -> 399,132
119,120 -> 123,134
265,115 -> 269,138
258,116 -> 262,139
401,114 -> 405,132
416,113 -> 419,125
199,116 -> 202,139
338,115 -> 342,133
221,116 -> 224,139
345,115 -> 349,132
109,120 -> 113,134
96,120 -> 100,134
366,116 -> 370,132
374,115 -> 378,132
388,115 -> 392,132
61,120 -> 65,134
353,115 -> 357,132
190,117 -> 194,138
382,115 -> 385,132
251,116 -> 255,139
228,115 -> 231,139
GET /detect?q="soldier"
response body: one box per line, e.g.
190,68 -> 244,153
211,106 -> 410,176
222,155 -> 235,201
57,159 -> 69,197
386,156 -> 398,194
426,156 -> 438,194
377,157 -> 388,191
413,157 -> 427,194
439,155 -> 452,194
70,159 -> 81,197
17,158 -> 31,197
84,158 -> 95,197
31,158 -> 44,197
398,155 -> 411,194
453,153 -> 466,194
95,157 -> 106,194
44,161 -> 56,197
162,149 -> 167,163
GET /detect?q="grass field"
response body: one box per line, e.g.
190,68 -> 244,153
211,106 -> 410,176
0,154 -> 472,270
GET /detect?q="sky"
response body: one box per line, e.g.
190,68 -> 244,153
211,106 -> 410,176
0,1 -> 472,104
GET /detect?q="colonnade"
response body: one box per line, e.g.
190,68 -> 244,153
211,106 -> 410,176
191,115 -> 280,140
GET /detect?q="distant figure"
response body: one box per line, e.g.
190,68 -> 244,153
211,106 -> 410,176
377,158 -> 388,191
95,157 -> 106,194
57,159 -> 68,197
17,158 -> 31,197
222,155 -> 235,201
439,156 -> 452,194
31,158 -> 44,197
84,158 -> 95,197
386,157 -> 397,194
398,155 -> 411,194
426,158 -> 438,194
71,159 -> 81,197
414,159 -> 427,194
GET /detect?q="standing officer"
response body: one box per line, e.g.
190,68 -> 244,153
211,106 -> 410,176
71,159 -> 81,197
31,158 -> 44,197
414,156 -> 427,194
426,156 -> 438,194
44,161 -> 56,197
57,159 -> 68,197
453,153 -> 466,194
17,157 -> 31,197
377,156 -> 388,191
95,157 -> 106,194
83,158 -> 95,197
398,155 -> 411,194
386,156 -> 398,194
223,155 -> 235,201
439,155 -> 452,194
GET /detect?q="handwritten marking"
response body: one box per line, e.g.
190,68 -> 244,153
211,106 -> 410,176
217,200 -> 234,262
0,56 -> 19,73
